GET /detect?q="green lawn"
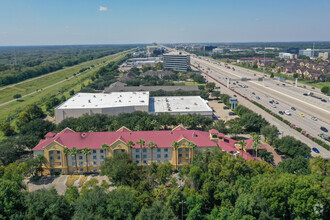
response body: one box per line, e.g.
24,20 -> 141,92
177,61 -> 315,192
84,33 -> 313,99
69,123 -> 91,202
0,52 -> 130,122
0,51 -> 128,104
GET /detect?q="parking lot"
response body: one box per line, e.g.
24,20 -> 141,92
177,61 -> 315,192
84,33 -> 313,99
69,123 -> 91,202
208,100 -> 239,122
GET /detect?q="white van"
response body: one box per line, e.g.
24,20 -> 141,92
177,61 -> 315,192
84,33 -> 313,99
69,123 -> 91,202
285,110 -> 291,115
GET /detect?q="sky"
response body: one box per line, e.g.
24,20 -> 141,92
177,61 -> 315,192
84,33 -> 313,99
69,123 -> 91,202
0,0 -> 329,46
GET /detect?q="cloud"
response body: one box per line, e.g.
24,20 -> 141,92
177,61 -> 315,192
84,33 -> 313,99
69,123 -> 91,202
99,6 -> 108,12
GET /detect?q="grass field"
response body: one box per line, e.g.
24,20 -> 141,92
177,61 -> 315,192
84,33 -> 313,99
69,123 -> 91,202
0,51 -> 130,122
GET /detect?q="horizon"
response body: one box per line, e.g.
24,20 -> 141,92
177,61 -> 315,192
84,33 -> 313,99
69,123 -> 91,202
1,0 -> 329,46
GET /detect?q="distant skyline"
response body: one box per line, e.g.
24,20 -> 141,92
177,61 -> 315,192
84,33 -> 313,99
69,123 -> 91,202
0,0 -> 329,46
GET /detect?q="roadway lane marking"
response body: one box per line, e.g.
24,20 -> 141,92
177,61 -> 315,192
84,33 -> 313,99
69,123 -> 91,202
195,58 -> 330,116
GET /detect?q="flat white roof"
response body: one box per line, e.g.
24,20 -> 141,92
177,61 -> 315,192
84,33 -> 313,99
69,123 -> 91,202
57,92 -> 149,109
149,96 -> 212,113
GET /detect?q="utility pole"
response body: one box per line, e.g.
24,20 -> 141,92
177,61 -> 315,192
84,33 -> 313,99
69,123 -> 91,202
295,78 -> 298,87
263,46 -> 265,87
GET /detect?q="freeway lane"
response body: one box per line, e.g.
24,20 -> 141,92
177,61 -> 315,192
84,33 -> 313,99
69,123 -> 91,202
193,57 -> 330,123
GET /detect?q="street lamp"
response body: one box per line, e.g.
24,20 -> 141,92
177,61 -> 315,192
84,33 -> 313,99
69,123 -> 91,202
180,200 -> 186,220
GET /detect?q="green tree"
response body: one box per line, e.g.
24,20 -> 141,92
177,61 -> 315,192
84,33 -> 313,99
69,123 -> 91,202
136,200 -> 177,220
0,179 -> 24,218
187,141 -> 197,163
126,140 -> 135,160
63,147 -> 70,174
0,122 -> 15,136
101,152 -> 141,186
309,156 -> 329,176
171,141 -> 180,170
101,143 -> 109,159
69,147 -> 80,173
238,140 -> 247,158
321,86 -> 329,94
273,136 -> 311,158
64,186 -> 79,204
24,188 -> 71,219
156,162 -> 173,185
211,91 -> 221,99
136,139 -> 146,165
82,147 -> 91,173
13,94 -> 22,99
260,125 -> 278,145
251,132 -> 261,158
206,82 -> 216,92
227,119 -> 243,139
147,141 -> 158,163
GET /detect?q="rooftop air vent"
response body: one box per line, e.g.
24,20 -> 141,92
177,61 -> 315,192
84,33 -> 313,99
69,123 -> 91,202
88,100 -> 91,103
81,133 -> 87,138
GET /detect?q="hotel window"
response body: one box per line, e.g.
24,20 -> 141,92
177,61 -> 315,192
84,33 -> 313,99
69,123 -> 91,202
178,160 -> 182,164
51,163 -> 55,167
57,151 -> 61,155
93,155 -> 97,160
136,149 -> 140,153
93,161 -> 97,166
185,148 -> 189,152
136,155 -> 140,159
100,150 -> 104,154
143,160 -> 147,164
50,156 -> 54,161
93,150 -> 97,154
50,151 -> 54,155
164,154 -> 168,158
100,155 -> 104,160
186,154 -> 189,158
136,160 -> 139,164
178,148 -> 183,153
93,168 -> 98,172
72,156 -> 75,161
79,162 -> 83,166
178,154 -> 182,158
80,168 -> 83,172
143,155 -> 147,159
157,149 -> 161,153
143,149 -> 147,153
57,156 -> 61,160
186,159 -> 189,163
157,154 -> 161,159
58,169 -> 62,173
73,168 -> 77,172
79,156 -> 83,160
58,162 -> 61,166
72,162 -> 75,166
157,160 -> 161,164
164,149 -> 168,153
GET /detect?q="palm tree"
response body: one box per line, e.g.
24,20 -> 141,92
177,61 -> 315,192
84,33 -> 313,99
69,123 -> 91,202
126,140 -> 135,160
136,139 -> 146,165
35,154 -> 45,176
171,141 -> 180,170
238,140 -> 247,159
62,147 -> 70,174
147,141 -> 158,163
69,147 -> 80,173
82,147 -> 91,173
251,133 -> 261,158
187,141 -> 196,164
102,144 -> 109,159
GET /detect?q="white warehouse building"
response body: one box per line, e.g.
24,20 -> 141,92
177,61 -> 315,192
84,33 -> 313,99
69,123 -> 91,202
55,92 -> 213,124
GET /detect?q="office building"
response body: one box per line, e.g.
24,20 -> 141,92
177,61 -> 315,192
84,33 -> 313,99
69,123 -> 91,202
163,52 -> 190,71
318,52 -> 329,60
279,52 -> 297,59
212,48 -> 224,54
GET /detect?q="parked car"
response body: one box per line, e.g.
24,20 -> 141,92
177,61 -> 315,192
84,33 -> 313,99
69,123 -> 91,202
291,107 -> 296,111
320,126 -> 328,132
312,87 -> 315,89
218,101 -> 223,103
299,113 -> 305,117
274,100 -> 279,104
311,116 -> 318,121
228,112 -> 237,116
285,110 -> 291,115
252,92 -> 255,95
256,96 -> 260,100
223,106 -> 229,110
312,148 -> 320,153
272,104 -> 277,108
279,111 -> 284,115
269,100 -> 273,104
233,94 -> 237,97
321,99 -> 327,102
303,93 -> 308,96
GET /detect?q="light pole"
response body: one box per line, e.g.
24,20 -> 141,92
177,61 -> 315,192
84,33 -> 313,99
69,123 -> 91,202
180,200 -> 186,220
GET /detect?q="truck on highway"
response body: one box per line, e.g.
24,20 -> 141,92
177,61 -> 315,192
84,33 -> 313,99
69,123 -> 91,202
285,110 -> 291,115
307,92 -> 322,100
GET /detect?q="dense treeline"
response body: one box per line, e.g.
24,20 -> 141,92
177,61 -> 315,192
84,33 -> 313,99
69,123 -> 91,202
0,45 -> 136,86
1,149 -> 328,219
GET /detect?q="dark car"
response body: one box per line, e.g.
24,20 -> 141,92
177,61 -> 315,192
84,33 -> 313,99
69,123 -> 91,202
217,101 -> 223,103
269,100 -> 273,104
291,107 -> 296,111
252,92 -> 255,95
312,87 -> 315,89
228,112 -> 237,116
321,99 -> 327,102
312,148 -> 320,153
320,126 -> 328,132
279,111 -> 284,115
223,106 -> 229,110
303,93 -> 308,96
233,94 -> 237,97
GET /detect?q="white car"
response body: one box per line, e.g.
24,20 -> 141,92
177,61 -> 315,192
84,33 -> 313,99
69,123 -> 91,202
272,104 -> 277,108
311,116 -> 318,121
285,110 -> 291,115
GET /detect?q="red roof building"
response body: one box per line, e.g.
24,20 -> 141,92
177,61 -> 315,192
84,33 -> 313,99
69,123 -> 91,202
33,126 -> 266,174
